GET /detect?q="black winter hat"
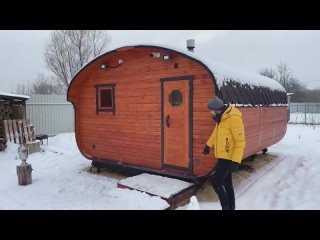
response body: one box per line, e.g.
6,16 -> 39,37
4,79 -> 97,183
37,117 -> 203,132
208,96 -> 225,111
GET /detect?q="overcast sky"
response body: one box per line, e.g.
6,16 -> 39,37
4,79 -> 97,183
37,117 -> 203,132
1,30 -> 320,93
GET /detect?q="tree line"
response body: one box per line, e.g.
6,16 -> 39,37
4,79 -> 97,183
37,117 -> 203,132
259,63 -> 320,102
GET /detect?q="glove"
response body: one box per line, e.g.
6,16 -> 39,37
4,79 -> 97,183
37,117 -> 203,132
203,145 -> 210,155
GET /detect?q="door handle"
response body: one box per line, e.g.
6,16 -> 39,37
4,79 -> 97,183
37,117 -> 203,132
166,114 -> 170,128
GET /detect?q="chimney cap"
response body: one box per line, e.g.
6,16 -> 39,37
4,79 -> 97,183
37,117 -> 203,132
187,39 -> 195,52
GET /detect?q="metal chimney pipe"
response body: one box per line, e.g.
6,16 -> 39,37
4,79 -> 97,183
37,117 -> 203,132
187,39 -> 195,53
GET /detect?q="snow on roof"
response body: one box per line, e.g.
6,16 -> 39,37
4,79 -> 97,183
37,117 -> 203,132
137,43 -> 286,92
71,43 -> 286,93
0,92 -> 30,100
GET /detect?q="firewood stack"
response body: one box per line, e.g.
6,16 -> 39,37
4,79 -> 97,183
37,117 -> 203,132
0,101 -> 12,151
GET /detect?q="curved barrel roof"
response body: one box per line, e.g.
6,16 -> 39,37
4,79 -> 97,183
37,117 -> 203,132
69,44 -> 287,106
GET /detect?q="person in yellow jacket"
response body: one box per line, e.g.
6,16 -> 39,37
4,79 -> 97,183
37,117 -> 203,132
203,96 -> 246,210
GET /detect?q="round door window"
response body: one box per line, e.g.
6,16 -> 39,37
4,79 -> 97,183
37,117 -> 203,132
169,90 -> 183,107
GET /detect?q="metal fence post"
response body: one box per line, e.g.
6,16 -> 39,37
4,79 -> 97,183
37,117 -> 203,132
305,104 -> 307,124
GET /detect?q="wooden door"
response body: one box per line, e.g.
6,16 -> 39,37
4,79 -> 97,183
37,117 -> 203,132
161,77 -> 193,171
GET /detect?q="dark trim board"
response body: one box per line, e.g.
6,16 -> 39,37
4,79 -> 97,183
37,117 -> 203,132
160,75 -> 194,173
94,83 -> 116,115
163,164 -> 191,172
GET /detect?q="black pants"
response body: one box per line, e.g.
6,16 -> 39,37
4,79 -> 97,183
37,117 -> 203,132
211,159 -> 238,210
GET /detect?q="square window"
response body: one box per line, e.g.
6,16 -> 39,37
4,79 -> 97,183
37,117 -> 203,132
95,84 -> 116,115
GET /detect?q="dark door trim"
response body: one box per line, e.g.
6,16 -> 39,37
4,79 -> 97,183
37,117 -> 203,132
160,75 -> 194,173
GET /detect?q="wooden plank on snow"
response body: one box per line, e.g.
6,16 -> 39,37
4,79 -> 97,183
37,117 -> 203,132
22,119 -> 30,143
12,120 -> 19,143
8,120 -> 14,142
18,120 -> 24,144
3,120 -> 10,141
26,119 -> 34,142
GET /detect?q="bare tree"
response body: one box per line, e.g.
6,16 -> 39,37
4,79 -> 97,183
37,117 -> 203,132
276,62 -> 293,90
14,82 -> 31,95
31,73 -> 63,94
14,73 -> 63,95
305,89 -> 320,102
258,67 -> 277,79
258,62 -> 308,102
44,30 -> 111,93
287,77 -> 307,102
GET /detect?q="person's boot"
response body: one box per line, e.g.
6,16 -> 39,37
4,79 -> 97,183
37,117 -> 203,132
212,183 -> 229,210
228,195 -> 235,210
221,202 -> 230,210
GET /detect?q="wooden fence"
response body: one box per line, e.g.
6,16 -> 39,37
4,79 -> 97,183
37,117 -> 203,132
3,119 -> 35,144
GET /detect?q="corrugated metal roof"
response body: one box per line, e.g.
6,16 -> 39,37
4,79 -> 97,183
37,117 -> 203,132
0,92 -> 30,100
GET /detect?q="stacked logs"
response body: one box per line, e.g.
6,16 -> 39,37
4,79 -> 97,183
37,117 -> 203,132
0,101 -> 12,151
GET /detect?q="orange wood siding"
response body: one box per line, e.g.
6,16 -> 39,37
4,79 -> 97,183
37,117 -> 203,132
71,48 -> 217,172
241,107 -> 287,160
192,74 -> 216,176
69,47 -> 288,178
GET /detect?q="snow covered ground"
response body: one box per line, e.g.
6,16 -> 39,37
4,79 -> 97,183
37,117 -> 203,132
0,124 -> 320,210
191,124 -> 320,210
0,133 -> 169,210
237,124 -> 320,210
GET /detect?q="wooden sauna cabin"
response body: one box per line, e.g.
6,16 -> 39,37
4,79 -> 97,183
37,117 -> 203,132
67,45 -> 288,181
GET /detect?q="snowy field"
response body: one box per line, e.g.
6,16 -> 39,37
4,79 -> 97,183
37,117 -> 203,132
0,124 -> 320,210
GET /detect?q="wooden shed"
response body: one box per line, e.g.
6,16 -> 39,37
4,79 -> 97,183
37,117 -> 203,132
0,92 -> 29,151
67,45 -> 288,180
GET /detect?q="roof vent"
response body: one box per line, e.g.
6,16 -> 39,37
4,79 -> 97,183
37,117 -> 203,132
187,39 -> 195,53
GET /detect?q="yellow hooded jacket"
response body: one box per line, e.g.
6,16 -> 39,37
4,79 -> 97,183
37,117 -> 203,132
206,106 -> 246,163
